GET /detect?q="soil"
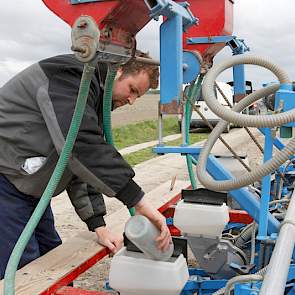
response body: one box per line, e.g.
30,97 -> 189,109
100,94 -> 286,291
111,94 -> 160,127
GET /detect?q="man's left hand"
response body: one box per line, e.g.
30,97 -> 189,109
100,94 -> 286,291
95,226 -> 123,254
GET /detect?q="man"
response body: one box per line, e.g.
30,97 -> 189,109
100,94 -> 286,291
0,52 -> 171,279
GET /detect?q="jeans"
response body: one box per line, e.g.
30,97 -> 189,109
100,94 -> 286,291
0,174 -> 62,279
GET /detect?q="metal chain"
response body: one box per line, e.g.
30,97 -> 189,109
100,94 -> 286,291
188,98 -> 251,172
214,82 -> 288,183
214,82 -> 264,153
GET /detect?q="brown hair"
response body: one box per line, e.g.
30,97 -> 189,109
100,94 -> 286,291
120,50 -> 159,89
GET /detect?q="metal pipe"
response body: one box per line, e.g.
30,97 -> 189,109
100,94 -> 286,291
158,102 -> 164,145
260,190 -> 295,295
134,56 -> 160,66
134,56 -> 190,69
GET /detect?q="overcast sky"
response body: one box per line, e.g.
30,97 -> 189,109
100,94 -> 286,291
0,0 -> 294,88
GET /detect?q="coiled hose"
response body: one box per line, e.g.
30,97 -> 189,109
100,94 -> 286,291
102,65 -> 135,216
103,65 -> 117,145
4,62 -> 96,295
235,222 -> 257,249
197,55 -> 295,191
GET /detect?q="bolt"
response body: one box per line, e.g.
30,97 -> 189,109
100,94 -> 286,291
71,45 -> 86,54
77,20 -> 88,29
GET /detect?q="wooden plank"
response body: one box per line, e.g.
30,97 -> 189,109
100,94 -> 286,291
0,180 -> 189,295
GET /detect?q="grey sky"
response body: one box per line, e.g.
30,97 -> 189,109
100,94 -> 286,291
0,0 -> 294,88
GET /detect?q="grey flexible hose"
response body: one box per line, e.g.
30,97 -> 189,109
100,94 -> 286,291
197,59 -> 295,191
212,266 -> 268,295
235,223 -> 257,249
250,222 -> 256,265
224,275 -> 263,295
202,55 -> 292,128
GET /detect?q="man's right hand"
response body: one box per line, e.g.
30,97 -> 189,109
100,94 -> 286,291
134,197 -> 172,252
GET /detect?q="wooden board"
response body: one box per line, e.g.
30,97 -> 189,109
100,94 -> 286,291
0,180 -> 189,295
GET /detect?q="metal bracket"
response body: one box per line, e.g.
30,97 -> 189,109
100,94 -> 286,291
230,262 -> 255,275
160,99 -> 183,114
144,0 -> 198,31
71,16 -> 100,63
187,35 -> 235,45
96,50 -> 131,64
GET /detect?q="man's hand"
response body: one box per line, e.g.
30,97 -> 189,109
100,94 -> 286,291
95,226 -> 123,254
134,198 -> 172,252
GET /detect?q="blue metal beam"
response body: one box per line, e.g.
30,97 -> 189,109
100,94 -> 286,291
257,128 -> 273,240
258,128 -> 285,150
186,35 -> 235,45
160,14 -> 183,105
153,145 -> 280,234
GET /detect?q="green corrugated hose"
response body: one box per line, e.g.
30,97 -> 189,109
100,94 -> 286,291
102,66 -> 117,145
185,75 -> 203,189
4,62 -> 96,295
102,65 -> 135,217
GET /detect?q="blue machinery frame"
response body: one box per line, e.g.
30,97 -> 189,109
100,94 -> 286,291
144,1 -> 295,294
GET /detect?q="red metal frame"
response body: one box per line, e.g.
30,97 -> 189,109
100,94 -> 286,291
42,248 -> 110,295
229,209 -> 253,224
55,286 -> 109,295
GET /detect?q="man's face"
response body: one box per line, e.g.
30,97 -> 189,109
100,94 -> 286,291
112,69 -> 150,110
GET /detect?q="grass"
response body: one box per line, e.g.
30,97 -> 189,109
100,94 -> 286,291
113,116 -> 180,149
112,117 -> 209,166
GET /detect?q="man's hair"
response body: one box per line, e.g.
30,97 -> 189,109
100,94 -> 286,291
120,50 -> 159,89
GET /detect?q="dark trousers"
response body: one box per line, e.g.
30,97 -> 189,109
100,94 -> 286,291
0,175 -> 62,279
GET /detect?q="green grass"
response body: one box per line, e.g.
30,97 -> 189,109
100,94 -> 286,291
123,133 -> 209,167
112,117 -> 209,166
113,117 -> 180,149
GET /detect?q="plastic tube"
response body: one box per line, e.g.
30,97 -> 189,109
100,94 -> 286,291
197,83 -> 295,191
4,63 -> 96,295
202,55 -> 293,128
224,274 -> 263,295
212,266 -> 268,295
235,223 -> 257,249
103,65 -> 118,145
260,190 -> 295,295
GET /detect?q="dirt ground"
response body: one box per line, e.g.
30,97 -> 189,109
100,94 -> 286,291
111,93 -> 160,127
51,125 -> 270,292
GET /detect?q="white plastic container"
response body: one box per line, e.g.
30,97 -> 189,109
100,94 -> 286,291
109,247 -> 189,295
125,215 -> 174,261
174,200 -> 229,237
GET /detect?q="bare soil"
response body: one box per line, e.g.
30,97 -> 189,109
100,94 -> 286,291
111,94 -> 160,127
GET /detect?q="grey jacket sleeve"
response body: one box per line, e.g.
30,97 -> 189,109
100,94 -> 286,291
67,176 -> 106,231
